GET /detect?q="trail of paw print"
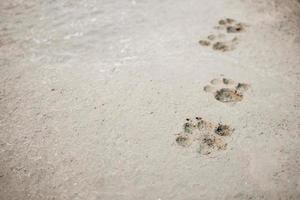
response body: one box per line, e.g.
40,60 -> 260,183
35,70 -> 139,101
199,18 -> 248,52
203,78 -> 250,103
175,117 -> 234,155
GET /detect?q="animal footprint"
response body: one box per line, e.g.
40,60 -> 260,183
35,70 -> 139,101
215,18 -> 247,33
203,78 -> 250,103
175,117 -> 234,155
199,18 -> 248,52
199,35 -> 238,52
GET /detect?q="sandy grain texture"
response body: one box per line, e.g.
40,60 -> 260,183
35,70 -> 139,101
0,0 -> 300,199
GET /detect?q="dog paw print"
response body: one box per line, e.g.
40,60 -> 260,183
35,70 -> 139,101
215,18 -> 247,33
175,117 -> 234,155
199,34 -> 238,52
203,78 -> 250,103
198,18 -> 248,52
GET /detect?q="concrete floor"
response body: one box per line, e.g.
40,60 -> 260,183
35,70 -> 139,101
0,0 -> 300,199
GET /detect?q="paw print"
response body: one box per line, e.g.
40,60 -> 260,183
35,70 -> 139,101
175,117 -> 234,155
198,18 -> 248,52
216,18 -> 247,33
199,35 -> 238,52
204,78 -> 250,103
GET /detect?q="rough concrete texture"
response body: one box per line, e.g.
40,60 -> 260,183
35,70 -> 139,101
0,0 -> 300,199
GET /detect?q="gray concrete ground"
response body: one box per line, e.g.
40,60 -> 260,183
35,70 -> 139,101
0,0 -> 300,199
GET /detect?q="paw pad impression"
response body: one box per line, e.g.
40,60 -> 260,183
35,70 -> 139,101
175,117 -> 234,156
204,77 -> 250,103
